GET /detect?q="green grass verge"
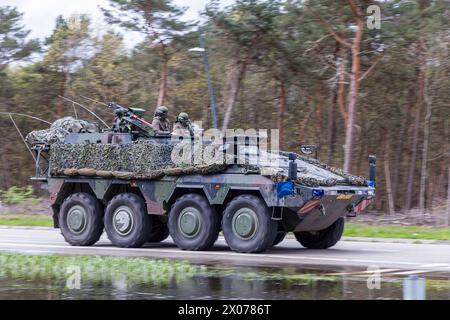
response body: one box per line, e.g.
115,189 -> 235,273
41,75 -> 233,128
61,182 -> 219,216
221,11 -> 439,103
0,215 -> 53,227
0,252 -> 200,286
344,223 -> 450,240
0,252 -> 335,286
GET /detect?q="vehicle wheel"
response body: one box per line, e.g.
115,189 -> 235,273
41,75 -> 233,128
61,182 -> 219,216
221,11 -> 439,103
273,231 -> 287,247
104,193 -> 152,248
222,195 -> 277,253
168,194 -> 220,251
294,218 -> 345,249
59,193 -> 104,246
147,219 -> 170,243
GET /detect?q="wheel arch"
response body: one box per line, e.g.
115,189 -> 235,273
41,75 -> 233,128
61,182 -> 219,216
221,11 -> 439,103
166,186 -> 267,216
50,181 -> 97,228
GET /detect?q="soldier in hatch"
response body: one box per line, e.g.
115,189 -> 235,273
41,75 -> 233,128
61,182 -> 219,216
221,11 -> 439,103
172,112 -> 194,137
152,106 -> 171,135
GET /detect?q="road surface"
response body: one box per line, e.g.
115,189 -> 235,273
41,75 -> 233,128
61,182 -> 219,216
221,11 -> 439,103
1,227 -> 449,275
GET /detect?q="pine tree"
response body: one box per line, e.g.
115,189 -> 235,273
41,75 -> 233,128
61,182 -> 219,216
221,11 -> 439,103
102,0 -> 193,107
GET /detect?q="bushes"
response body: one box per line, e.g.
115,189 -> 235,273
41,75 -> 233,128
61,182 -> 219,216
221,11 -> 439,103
0,186 -> 40,205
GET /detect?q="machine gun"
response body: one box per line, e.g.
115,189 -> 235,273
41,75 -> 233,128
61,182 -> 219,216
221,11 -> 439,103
109,102 -> 155,138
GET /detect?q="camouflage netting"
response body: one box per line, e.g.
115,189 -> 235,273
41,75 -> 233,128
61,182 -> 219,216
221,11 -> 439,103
48,138 -> 366,186
279,151 -> 367,187
26,117 -> 99,145
49,140 -> 231,180
50,140 -> 176,172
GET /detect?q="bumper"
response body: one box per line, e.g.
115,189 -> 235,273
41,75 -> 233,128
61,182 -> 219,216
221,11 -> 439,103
274,184 -> 375,232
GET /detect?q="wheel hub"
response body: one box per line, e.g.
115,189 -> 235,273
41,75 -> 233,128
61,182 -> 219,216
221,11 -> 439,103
232,208 -> 258,240
178,207 -> 201,238
113,206 -> 134,236
67,205 -> 87,234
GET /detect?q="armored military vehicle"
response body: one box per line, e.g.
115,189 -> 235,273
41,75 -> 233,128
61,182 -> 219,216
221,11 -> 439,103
29,102 -> 376,253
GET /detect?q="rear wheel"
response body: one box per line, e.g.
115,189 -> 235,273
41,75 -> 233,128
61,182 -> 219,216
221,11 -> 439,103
59,193 -> 104,246
222,195 -> 277,253
294,218 -> 344,249
104,193 -> 152,248
168,194 -> 220,251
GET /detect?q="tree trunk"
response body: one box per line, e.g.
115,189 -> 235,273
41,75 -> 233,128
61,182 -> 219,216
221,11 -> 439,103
419,66 -> 432,213
405,61 -> 425,210
56,72 -> 67,118
277,81 -> 287,150
221,61 -> 247,133
327,40 -> 341,165
327,90 -> 336,165
337,46 -> 348,126
384,131 -> 395,215
393,90 -> 411,204
343,7 -> 363,173
157,47 -> 169,107
446,166 -> 450,226
315,96 -> 323,152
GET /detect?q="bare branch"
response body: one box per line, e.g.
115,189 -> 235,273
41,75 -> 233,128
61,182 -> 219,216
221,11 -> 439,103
359,55 -> 384,82
304,34 -> 333,55
305,4 -> 352,48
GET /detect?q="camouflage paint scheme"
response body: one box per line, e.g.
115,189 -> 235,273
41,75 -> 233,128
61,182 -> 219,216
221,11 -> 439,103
41,131 -> 375,233
46,164 -> 374,234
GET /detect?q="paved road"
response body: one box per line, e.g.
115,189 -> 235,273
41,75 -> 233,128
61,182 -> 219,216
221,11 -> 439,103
0,227 -> 449,275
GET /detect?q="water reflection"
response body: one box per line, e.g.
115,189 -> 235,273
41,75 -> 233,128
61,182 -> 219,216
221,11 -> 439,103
1,266 -> 449,300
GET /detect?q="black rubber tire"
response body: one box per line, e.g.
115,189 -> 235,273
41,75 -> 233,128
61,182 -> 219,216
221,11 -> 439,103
104,193 -> 152,248
222,195 -> 277,253
59,192 -> 104,246
294,218 -> 345,249
147,219 -> 170,243
168,194 -> 220,251
273,231 -> 287,247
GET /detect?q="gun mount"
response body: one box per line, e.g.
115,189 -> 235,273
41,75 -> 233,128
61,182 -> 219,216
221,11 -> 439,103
109,102 -> 155,138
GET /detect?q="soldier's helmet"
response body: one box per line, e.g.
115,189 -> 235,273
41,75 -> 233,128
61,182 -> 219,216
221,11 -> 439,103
155,106 -> 169,118
177,112 -> 190,123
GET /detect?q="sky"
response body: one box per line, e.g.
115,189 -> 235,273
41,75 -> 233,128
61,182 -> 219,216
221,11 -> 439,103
1,0 -> 235,46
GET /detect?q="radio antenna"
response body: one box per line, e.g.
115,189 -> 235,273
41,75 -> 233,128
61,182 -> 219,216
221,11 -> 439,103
79,95 -> 108,107
59,96 -> 110,129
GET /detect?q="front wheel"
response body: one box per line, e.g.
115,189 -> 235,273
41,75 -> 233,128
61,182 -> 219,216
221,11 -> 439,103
294,218 -> 345,249
222,195 -> 277,253
104,193 -> 152,248
59,193 -> 104,246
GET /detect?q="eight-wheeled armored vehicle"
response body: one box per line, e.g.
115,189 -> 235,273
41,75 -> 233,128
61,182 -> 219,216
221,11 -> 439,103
29,103 -> 376,253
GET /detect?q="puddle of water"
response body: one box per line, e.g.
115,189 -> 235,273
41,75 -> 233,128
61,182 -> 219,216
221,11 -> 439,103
1,265 -> 449,300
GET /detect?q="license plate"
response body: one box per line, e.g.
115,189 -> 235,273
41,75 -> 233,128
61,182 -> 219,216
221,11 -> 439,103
337,195 -> 353,200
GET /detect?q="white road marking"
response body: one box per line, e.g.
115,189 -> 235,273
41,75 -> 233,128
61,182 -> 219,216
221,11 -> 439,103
0,242 -> 422,267
350,248 -> 399,253
326,268 -> 402,276
418,263 -> 449,268
390,270 -> 434,276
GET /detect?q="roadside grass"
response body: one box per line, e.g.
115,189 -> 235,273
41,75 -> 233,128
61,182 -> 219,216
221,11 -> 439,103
344,223 -> 450,241
0,214 -> 53,227
0,252 -> 337,286
0,252 -> 201,286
